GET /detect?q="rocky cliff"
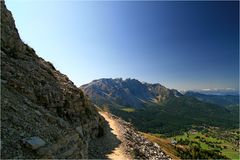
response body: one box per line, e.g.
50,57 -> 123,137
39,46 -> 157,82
1,1 -> 104,158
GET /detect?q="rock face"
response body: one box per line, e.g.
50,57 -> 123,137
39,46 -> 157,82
1,1 -> 103,158
80,78 -> 182,108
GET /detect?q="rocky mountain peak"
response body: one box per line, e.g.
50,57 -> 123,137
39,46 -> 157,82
80,78 -> 182,108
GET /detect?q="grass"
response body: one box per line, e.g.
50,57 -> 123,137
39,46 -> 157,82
139,129 -> 239,159
175,133 -> 210,150
120,107 -> 135,112
140,132 -> 180,160
219,142 -> 239,159
222,148 -> 239,160
173,131 -> 239,159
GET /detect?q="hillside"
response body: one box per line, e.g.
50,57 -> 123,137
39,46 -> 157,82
81,78 -> 239,135
185,91 -> 239,107
1,1 -> 104,158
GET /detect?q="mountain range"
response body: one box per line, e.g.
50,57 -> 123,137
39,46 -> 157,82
183,88 -> 239,96
81,78 -> 182,108
185,91 -> 239,107
81,78 -> 239,135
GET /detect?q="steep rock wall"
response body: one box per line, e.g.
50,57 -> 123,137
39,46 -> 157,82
1,1 -> 103,158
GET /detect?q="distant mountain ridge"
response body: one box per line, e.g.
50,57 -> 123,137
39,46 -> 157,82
81,78 -> 182,108
185,91 -> 239,107
183,89 -> 239,96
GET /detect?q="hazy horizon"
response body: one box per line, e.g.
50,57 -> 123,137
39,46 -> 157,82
6,1 -> 239,90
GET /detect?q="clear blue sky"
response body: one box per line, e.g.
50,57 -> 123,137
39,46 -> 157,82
6,1 -> 239,90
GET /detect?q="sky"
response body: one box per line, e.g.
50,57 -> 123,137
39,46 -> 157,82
6,1 -> 239,90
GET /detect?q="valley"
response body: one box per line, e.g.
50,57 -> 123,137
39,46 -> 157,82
81,78 -> 239,135
82,78 -> 240,159
142,127 -> 239,159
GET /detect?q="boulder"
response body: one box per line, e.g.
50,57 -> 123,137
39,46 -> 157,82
76,126 -> 84,137
22,136 -> 46,150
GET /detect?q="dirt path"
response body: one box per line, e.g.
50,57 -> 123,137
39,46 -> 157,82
88,111 -> 132,160
88,111 -> 170,160
99,111 -> 131,160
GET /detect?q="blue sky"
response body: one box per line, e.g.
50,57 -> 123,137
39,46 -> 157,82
6,1 -> 239,90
